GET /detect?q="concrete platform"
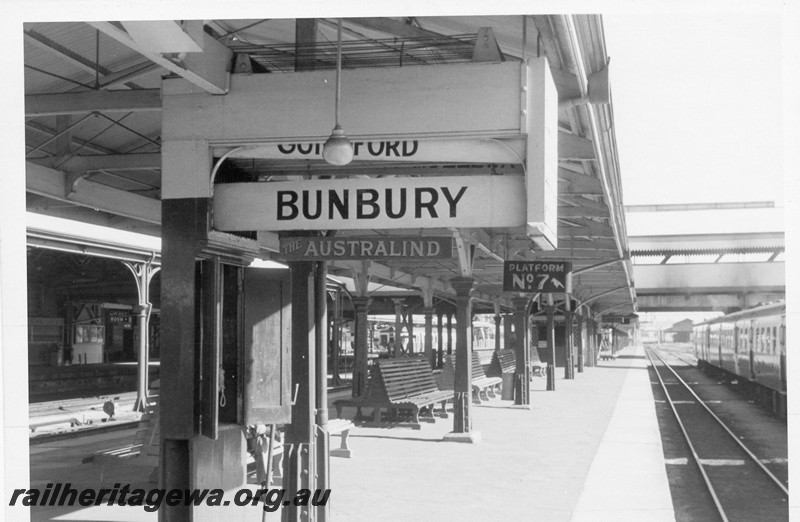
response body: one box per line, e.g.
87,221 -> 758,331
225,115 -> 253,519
24,345 -> 675,521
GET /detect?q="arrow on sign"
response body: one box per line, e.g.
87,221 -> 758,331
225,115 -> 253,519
551,279 -> 564,290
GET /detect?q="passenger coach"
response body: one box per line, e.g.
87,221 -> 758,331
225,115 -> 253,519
693,302 -> 786,415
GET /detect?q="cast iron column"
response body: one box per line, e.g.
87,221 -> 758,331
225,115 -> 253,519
423,307 -> 435,368
450,277 -> 474,435
285,260 -> 317,522
446,312 -> 453,356
512,297 -> 531,405
494,311 -> 502,352
576,313 -> 585,373
545,306 -> 556,391
564,310 -> 575,379
437,311 -> 444,368
351,297 -> 370,398
393,298 -> 404,357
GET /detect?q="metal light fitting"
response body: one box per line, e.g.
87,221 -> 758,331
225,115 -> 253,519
322,19 -> 354,166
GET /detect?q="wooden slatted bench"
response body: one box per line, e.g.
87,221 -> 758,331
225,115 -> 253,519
334,357 -> 450,429
436,352 -> 502,404
487,349 -> 516,378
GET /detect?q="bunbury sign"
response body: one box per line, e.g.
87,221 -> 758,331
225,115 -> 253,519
213,175 -> 525,231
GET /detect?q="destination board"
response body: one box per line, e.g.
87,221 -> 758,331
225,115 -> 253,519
503,261 -> 572,293
278,236 -> 453,261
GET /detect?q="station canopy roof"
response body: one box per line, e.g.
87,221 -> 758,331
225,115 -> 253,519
23,15 -> 636,319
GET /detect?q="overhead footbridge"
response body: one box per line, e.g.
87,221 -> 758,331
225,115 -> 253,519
630,231 -> 785,312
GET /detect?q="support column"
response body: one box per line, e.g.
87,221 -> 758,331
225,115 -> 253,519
405,311 -> 415,354
314,262 -> 329,518
393,298 -> 404,357
576,314 -> 585,373
351,297 -> 370,398
444,277 -> 480,443
124,258 -> 157,413
512,297 -> 531,406
545,305 -> 556,391
564,310 -> 575,380
284,260 -> 317,522
423,307 -> 435,368
493,303 -> 502,352
446,312 -> 454,356
437,311 -> 444,368
504,312 -> 514,350
330,289 -> 342,386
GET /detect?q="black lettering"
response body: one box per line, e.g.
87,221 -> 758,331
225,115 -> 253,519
58,483 -> 78,506
297,143 -> 313,155
402,140 -> 419,157
277,144 -> 295,154
9,489 -> 26,506
328,190 -> 349,219
22,490 -> 39,507
385,141 -> 400,156
234,489 -> 252,506
302,190 -> 322,219
442,186 -> 468,217
277,191 -> 298,220
78,489 -> 94,507
353,141 -> 363,156
311,489 -> 332,506
415,188 -> 438,218
368,142 -> 385,156
357,189 -> 380,219
385,188 -> 406,219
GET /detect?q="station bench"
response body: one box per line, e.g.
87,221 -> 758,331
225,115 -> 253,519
436,352 -> 502,404
487,349 -> 517,378
334,357 -> 450,429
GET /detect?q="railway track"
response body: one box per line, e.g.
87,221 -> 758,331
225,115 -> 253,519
645,346 -> 788,522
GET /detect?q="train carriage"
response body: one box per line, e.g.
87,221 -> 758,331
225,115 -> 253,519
693,302 -> 786,416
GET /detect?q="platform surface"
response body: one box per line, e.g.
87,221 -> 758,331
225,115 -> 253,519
24,345 -> 675,521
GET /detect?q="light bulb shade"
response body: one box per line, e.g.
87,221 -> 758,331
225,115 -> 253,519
322,125 -> 354,166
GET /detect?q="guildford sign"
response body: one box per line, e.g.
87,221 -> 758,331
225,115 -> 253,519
213,175 -> 525,231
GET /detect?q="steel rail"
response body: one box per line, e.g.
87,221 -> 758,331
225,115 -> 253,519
647,347 -> 789,500
645,347 -> 729,521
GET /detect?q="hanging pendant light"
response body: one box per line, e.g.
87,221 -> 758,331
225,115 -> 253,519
322,19 -> 354,166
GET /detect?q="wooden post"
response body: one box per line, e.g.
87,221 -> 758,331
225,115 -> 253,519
351,297 -> 370,398
445,277 -> 480,442
512,297 -> 530,405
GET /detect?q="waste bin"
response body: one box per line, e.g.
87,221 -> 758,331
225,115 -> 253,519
501,372 -> 515,400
